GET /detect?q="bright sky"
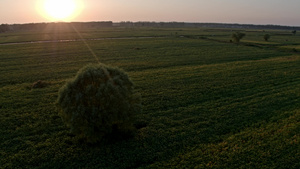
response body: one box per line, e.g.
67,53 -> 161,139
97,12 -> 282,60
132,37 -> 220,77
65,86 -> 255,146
0,0 -> 299,26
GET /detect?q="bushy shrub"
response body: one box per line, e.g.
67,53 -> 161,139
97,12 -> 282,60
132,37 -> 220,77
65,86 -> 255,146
56,64 -> 142,143
232,32 -> 245,43
264,34 -> 270,41
32,80 -> 48,89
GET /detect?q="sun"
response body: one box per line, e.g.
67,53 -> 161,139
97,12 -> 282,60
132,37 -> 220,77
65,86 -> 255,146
37,0 -> 83,21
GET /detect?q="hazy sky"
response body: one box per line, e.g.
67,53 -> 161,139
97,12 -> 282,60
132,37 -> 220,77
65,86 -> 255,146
1,0 -> 300,26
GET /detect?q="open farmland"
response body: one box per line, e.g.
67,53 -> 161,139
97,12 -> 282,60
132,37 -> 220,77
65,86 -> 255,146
0,26 -> 299,168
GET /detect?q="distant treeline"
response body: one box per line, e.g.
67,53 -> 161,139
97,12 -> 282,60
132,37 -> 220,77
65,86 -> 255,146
117,22 -> 300,30
0,22 -> 113,32
0,24 -> 10,33
0,21 -> 299,33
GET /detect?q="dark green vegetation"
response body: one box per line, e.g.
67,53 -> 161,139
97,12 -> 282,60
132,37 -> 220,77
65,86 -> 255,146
56,64 -> 141,143
1,26 -> 299,168
264,34 -> 271,41
232,32 -> 246,43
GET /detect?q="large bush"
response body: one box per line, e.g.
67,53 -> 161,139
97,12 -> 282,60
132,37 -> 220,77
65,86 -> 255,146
232,32 -> 246,43
264,34 -> 270,41
56,64 -> 142,143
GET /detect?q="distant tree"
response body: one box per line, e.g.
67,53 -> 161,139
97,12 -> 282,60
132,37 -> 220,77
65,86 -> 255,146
0,24 -> 9,33
292,30 -> 297,35
264,34 -> 270,41
232,32 -> 246,43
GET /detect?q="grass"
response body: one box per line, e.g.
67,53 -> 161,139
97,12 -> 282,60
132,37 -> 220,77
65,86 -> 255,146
0,27 -> 299,168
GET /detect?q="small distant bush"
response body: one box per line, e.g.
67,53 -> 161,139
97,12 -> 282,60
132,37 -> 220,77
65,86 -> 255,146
232,32 -> 245,43
32,80 -> 48,89
56,64 -> 142,143
264,34 -> 270,41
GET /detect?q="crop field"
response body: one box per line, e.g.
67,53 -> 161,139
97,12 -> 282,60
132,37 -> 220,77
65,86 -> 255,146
0,26 -> 299,168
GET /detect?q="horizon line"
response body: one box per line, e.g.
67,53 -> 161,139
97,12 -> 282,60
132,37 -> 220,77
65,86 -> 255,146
2,21 -> 300,28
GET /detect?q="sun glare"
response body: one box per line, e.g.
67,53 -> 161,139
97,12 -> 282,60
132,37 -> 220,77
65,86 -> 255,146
37,0 -> 83,21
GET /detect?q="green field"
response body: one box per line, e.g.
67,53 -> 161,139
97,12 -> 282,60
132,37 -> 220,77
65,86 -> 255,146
0,26 -> 299,168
